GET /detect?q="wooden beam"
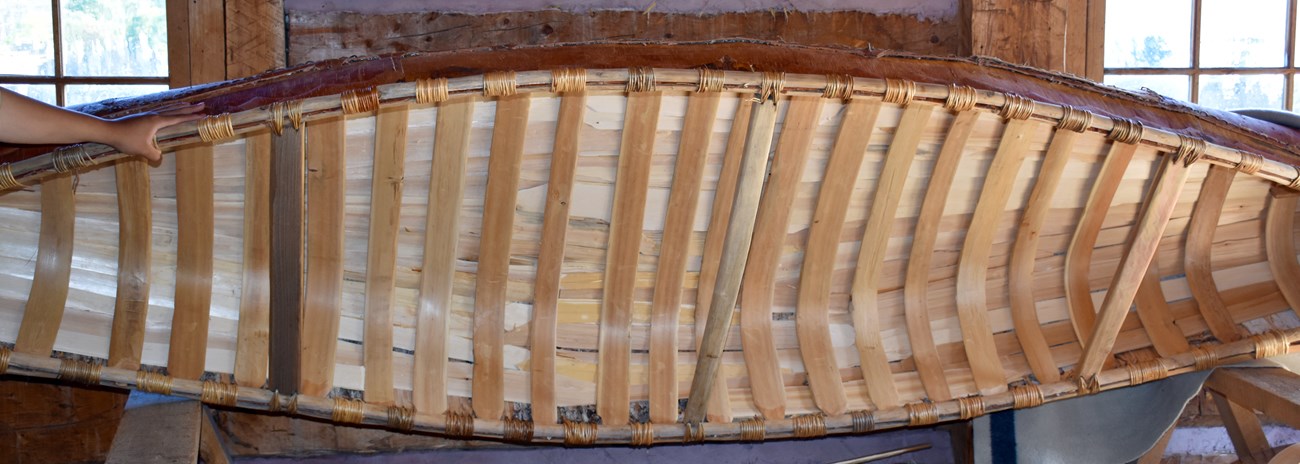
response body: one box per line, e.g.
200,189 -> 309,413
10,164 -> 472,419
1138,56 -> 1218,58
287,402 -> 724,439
966,0 -> 1071,71
108,159 -> 152,370
268,125 -> 305,394
107,398 -> 203,464
15,175 -> 75,357
234,133 -> 272,387
363,104 -> 408,404
1186,165 -> 1242,343
169,145 -> 216,380
1210,390 -> 1274,464
198,406 -> 232,464
1207,368 -> 1300,430
224,0 -> 285,79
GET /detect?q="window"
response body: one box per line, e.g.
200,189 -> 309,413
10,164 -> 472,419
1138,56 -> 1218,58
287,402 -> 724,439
1,0 -> 169,107
1103,0 -> 1298,111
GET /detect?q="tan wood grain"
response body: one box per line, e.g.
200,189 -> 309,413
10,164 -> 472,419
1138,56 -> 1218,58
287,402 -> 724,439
108,159 -> 152,370
1132,160 -> 1191,357
1208,368 -> 1300,431
899,109 -> 973,403
648,91 -> 720,424
169,145 -> 215,380
1185,165 -> 1242,343
234,133 -> 271,387
1064,142 -> 1139,346
1210,390 -> 1275,464
223,0 -> 285,79
1266,191 -> 1300,318
1138,423 -> 1174,464
106,399 -> 202,464
15,175 -> 75,357
414,99 -> 475,416
968,0 -> 1070,71
363,104 -> 409,404
299,116 -> 346,396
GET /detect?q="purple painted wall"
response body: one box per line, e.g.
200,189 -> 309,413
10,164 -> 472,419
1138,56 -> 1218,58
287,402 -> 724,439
283,0 -> 957,19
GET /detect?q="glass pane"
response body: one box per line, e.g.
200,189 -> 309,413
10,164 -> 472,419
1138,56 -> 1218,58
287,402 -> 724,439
1201,0 -> 1287,67
1104,74 -> 1191,100
1,84 -> 57,105
1294,75 -> 1300,111
1198,74 -> 1285,109
0,2 -> 56,75
61,0 -> 168,77
65,84 -> 168,106
1105,0 -> 1192,68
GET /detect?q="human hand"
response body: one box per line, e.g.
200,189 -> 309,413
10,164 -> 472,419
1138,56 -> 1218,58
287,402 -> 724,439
104,102 -> 206,162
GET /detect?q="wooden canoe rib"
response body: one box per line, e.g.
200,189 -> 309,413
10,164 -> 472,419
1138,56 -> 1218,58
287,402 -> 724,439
3,42 -> 1300,445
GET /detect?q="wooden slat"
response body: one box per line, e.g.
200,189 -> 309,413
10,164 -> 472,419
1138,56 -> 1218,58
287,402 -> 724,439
414,99 -> 475,416
1266,190 -> 1300,316
955,116 -> 1032,394
596,91 -> 660,425
1008,127 -> 1079,384
1210,391 -> 1275,464
530,93 -> 582,425
1208,368 -> 1300,430
1075,156 -> 1192,380
1064,141 -> 1139,345
169,145 -> 215,380
107,398 -> 202,464
1132,160 -> 1191,357
683,95 -> 778,424
691,100 -> 752,423
740,96 -> 822,420
14,175 -> 75,356
299,117 -> 345,396
474,95 -> 532,421
268,126 -> 304,393
199,406 -> 232,464
363,104 -> 409,404
796,99 -> 882,416
899,109 -> 973,403
234,133 -> 271,387
1185,165 -> 1242,343
648,91 -> 720,424
108,160 -> 152,370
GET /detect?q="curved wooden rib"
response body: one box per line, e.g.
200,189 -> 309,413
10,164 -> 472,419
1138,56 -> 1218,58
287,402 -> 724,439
1131,160 -> 1191,357
898,110 -> 975,403
476,95 -> 532,421
300,116 -> 346,396
740,96 -> 821,419
414,99 -> 474,416
1266,187 -> 1300,316
14,175 -> 75,356
1008,126 -> 1080,384
956,117 -> 1033,394
796,99 -> 882,416
363,104 -> 408,404
108,159 -> 153,370
531,92 -> 583,425
649,91 -> 720,424
169,145 -> 215,380
1186,165 -> 1243,342
690,100 -> 753,423
233,135 -> 269,386
1064,141 -> 1139,345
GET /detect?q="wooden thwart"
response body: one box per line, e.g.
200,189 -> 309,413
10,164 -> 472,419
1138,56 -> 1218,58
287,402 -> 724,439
109,160 -> 152,370
169,145 -> 216,380
363,104 -> 409,404
15,175 -> 75,357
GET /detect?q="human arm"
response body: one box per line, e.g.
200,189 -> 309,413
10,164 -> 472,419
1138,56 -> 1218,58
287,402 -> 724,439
0,88 -> 205,162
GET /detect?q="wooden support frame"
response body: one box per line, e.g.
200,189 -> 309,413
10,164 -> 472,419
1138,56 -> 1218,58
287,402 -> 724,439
268,125 -> 306,394
1265,187 -> 1300,316
15,175 -> 75,357
362,104 -> 409,404
1185,165 -> 1242,342
108,159 -> 153,370
299,116 -> 346,397
169,145 -> 216,380
234,133 -> 271,387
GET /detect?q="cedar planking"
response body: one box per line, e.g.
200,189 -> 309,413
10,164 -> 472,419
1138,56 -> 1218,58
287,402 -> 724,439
1184,165 -> 1243,343
363,104 -> 409,404
299,117 -> 346,396
108,159 -> 152,370
14,175 -> 75,357
169,145 -> 215,380
233,133 -> 271,387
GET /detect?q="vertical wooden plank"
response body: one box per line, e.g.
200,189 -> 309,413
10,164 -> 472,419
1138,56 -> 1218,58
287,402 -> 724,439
530,93 -> 582,425
1065,0 -> 1089,76
268,126 -> 304,393
363,105 -> 408,404
691,100 -> 752,423
234,133 -> 271,387
1266,189 -> 1300,316
1185,166 -> 1242,343
648,92 -> 719,424
967,0 -> 1069,71
299,116 -> 345,396
474,95 -> 531,421
108,160 -> 152,370
596,91 -> 660,425
165,0 -> 193,87
1211,391 -> 1275,464
1085,0 -> 1107,81
106,399 -> 202,464
188,0 -> 226,84
900,111 -> 978,403
223,0 -> 285,79
169,145 -> 215,380
14,175 -> 75,356
740,96 -> 821,420
956,117 -> 1031,394
414,99 -> 475,416
1064,142 -> 1139,345
796,99 -> 882,416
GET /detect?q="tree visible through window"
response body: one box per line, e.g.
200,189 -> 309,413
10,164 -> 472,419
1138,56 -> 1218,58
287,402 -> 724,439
1,0 -> 169,107
1103,0 -> 1296,111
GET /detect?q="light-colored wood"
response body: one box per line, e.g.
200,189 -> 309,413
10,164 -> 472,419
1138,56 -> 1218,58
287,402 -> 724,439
531,93 -> 583,425
15,175 -> 75,356
1211,390 -> 1274,464
692,100 -> 753,423
1208,368 -> 1300,431
198,406 -> 232,464
1008,128 -> 1078,384
956,116 -> 1031,394
1085,0 -> 1106,81
1266,192 -> 1300,316
188,0 -> 226,83
968,0 -> 1070,71
683,96 -> 778,424
1186,165 -> 1242,343
414,99 -> 475,416
1270,444 -> 1300,464
740,96 -> 822,420
1075,157 -> 1192,381
475,94 -> 532,421
1132,161 -> 1192,357
223,0 -> 285,79
1138,423 -> 1175,464
107,398 -> 202,464
796,99 -> 881,416
899,110 -> 975,403
108,160 -> 152,370
1064,142 -> 1139,345
597,91 -> 660,425
169,145 -> 215,380
234,133 -> 271,387
363,104 -> 408,404
649,91 -> 720,424
299,116 -> 346,396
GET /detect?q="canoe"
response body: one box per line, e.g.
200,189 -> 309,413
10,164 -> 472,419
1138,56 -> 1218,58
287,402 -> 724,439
1,41 -> 1299,445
